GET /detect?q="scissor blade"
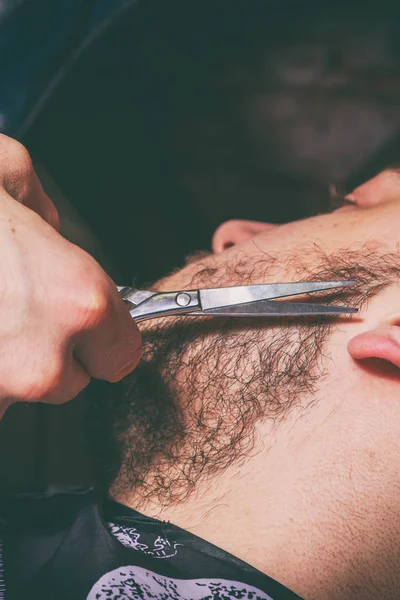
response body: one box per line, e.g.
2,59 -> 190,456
199,280 -> 356,310
189,299 -> 358,317
117,287 -> 157,306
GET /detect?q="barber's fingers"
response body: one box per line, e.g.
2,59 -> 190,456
22,174 -> 60,231
0,134 -> 60,230
5,349 -> 91,405
63,358 -> 92,402
40,356 -> 92,405
74,288 -> 142,383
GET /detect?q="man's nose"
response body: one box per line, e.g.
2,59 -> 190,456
348,169 -> 400,208
212,219 -> 278,254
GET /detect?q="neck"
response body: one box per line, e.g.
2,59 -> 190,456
114,406 -> 400,600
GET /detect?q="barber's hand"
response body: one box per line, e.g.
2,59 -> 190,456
0,134 -> 141,416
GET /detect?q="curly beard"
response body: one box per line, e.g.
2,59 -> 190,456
84,243 -> 394,508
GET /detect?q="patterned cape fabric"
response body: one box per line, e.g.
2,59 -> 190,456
0,489 -> 303,600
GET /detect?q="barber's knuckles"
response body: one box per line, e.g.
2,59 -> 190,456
0,233 -> 121,400
56,250 -> 117,332
0,135 -> 60,228
0,274 -> 116,403
8,357 -> 69,404
0,134 -> 34,201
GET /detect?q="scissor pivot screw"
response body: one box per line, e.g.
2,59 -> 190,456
176,293 -> 191,306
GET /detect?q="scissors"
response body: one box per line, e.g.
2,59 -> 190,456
117,280 -> 357,322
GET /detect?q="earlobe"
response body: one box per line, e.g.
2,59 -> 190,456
348,325 -> 400,369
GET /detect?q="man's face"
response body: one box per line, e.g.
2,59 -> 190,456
161,169 -> 400,291
87,170 -> 400,517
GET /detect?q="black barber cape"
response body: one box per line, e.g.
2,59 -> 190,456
0,489 -> 303,600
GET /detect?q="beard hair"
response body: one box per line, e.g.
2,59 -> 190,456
84,243 -> 397,508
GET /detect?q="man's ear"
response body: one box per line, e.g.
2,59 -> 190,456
212,219 -> 276,254
348,324 -> 400,368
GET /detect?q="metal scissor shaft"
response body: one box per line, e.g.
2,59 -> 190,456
118,280 -> 358,322
188,299 -> 358,317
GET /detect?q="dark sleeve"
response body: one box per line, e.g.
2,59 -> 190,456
0,488 -> 108,600
0,0 -> 135,137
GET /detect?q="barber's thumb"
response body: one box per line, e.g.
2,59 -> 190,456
27,178 -> 61,231
122,319 -> 143,375
38,195 -> 60,231
105,311 -> 143,382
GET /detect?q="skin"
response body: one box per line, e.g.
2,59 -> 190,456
115,169 -> 400,599
0,134 -> 141,415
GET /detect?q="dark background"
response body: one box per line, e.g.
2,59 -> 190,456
0,0 -> 399,491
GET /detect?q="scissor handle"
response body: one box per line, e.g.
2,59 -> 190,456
125,290 -> 201,322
